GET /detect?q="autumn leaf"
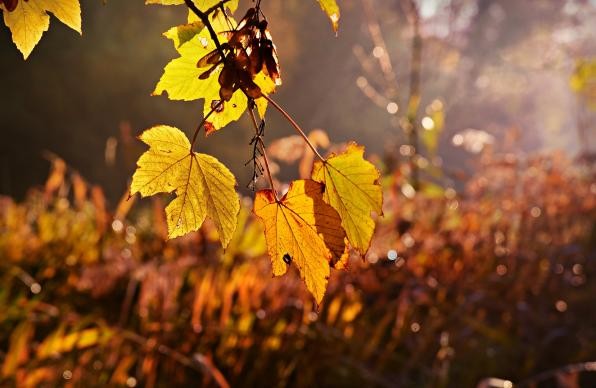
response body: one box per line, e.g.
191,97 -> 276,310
148,0 -> 237,49
203,89 -> 247,134
165,20 -> 205,48
146,0 -> 185,4
154,12 -> 275,133
155,12 -> 227,101
253,72 -> 277,118
316,0 -> 340,33
193,0 -> 239,11
254,179 -> 347,303
130,125 -> 240,246
311,143 -> 382,253
2,0 -> 81,59
146,0 -> 239,13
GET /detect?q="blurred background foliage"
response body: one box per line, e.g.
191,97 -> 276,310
1,0 -> 596,387
1,138 -> 595,387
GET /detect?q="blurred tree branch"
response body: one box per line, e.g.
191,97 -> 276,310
357,0 -> 423,190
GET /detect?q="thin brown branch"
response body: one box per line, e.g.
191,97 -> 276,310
247,105 -> 278,200
261,94 -> 325,162
190,101 -> 222,150
360,0 -> 398,96
183,0 -> 235,150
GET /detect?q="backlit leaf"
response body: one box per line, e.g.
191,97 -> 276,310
195,0 -> 239,12
254,179 -> 347,303
146,0 -> 239,13
203,89 -> 247,135
146,0 -> 185,4
164,21 -> 205,48
155,12 -> 277,133
155,14 -> 247,131
316,0 -> 340,33
150,0 -> 238,49
130,125 -> 240,246
41,0 -> 81,33
2,0 -> 81,59
311,143 -> 382,253
204,71 -> 276,133
154,15 -> 225,101
254,72 -> 277,119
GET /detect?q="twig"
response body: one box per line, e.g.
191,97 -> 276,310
183,0 -> 236,150
245,116 -> 265,190
190,101 -> 222,150
247,105 -> 278,200
360,0 -> 398,94
261,94 -> 325,162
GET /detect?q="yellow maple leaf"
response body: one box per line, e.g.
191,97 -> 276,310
146,0 -> 185,4
253,72 -> 276,119
253,179 -> 346,304
203,88 -> 248,135
2,0 -> 81,59
154,11 -> 275,133
130,125 -> 240,246
146,0 -> 239,13
316,0 -> 340,33
311,142 -> 383,254
154,12 -> 231,100
164,20 -> 205,48
202,71 -> 275,133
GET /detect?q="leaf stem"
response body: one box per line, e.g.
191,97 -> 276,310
190,101 -> 221,150
247,106 -> 278,201
261,94 -> 326,162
